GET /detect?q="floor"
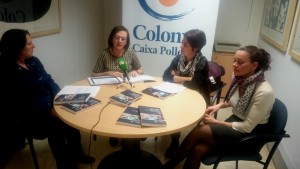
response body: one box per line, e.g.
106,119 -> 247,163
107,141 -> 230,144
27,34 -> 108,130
1,108 -> 276,169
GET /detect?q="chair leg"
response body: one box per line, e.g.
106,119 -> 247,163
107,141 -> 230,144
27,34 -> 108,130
263,139 -> 281,169
212,156 -> 222,169
27,137 -> 40,169
213,162 -> 220,169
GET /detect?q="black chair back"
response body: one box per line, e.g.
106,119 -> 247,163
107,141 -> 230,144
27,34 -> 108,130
267,98 -> 288,134
251,98 -> 288,135
202,98 -> 290,169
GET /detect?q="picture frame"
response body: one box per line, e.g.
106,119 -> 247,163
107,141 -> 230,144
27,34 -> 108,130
0,0 -> 61,38
289,5 -> 300,62
259,0 -> 297,52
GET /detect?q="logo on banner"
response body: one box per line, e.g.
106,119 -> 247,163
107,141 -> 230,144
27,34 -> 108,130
138,0 -> 194,21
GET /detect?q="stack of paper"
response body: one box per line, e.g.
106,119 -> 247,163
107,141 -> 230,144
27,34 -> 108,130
57,85 -> 100,97
153,82 -> 186,93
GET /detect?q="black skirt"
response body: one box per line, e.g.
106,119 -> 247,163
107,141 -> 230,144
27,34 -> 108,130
208,114 -> 249,150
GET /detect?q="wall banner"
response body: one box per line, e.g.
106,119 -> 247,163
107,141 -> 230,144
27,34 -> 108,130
123,0 -> 219,75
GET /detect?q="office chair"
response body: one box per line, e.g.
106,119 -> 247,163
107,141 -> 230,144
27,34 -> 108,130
26,136 -> 40,169
26,131 -> 48,169
201,98 -> 290,169
209,81 -> 226,119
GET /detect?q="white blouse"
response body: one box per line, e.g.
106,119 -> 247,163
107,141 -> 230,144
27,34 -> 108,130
228,81 -> 275,133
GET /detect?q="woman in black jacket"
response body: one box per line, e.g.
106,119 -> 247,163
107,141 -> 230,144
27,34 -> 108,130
162,29 -> 210,159
0,29 -> 94,169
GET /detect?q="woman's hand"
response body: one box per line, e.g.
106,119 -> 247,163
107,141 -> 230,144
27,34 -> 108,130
205,102 -> 224,116
129,70 -> 140,77
107,71 -> 123,77
202,114 -> 218,124
171,69 -> 177,76
205,105 -> 218,116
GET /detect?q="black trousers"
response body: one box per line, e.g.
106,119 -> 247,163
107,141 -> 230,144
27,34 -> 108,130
22,114 -> 82,168
47,117 -> 82,166
0,115 -> 27,161
171,132 -> 181,141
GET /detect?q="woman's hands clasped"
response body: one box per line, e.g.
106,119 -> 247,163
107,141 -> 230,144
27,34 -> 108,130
202,103 -> 222,124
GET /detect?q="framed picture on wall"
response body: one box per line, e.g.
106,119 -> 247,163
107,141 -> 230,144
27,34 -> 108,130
259,0 -> 297,52
289,5 -> 300,63
0,0 -> 61,38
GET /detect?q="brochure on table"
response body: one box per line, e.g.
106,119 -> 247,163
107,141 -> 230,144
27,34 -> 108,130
57,85 -> 100,97
153,82 -> 186,94
87,75 -> 155,85
87,76 -> 121,85
116,74 -> 155,83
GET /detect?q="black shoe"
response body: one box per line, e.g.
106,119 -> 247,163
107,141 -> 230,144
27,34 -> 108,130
164,141 -> 179,159
140,137 -> 147,141
77,154 -> 95,164
57,161 -> 79,169
109,137 -> 118,147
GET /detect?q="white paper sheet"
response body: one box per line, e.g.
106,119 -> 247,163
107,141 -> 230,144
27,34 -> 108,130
153,82 -> 186,94
57,85 -> 100,97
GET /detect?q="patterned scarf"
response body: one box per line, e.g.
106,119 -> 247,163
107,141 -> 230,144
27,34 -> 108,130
224,70 -> 265,114
177,53 -> 201,77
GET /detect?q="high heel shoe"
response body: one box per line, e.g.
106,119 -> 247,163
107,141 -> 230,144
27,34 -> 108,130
164,139 -> 179,158
109,137 -> 118,147
77,154 -> 95,164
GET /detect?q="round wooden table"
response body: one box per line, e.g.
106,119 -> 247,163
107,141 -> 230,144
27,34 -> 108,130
54,77 -> 207,168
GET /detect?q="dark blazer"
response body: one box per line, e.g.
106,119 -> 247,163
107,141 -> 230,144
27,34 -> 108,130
162,54 -> 210,105
7,56 -> 60,136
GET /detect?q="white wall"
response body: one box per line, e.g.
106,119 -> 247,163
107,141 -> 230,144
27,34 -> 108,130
246,0 -> 266,45
258,4 -> 300,166
259,40 -> 300,169
32,0 -> 104,87
246,1 -> 300,168
215,0 -> 253,46
215,0 -> 265,48
103,0 -> 122,42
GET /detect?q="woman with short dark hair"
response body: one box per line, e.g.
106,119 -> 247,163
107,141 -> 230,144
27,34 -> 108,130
162,29 -> 210,159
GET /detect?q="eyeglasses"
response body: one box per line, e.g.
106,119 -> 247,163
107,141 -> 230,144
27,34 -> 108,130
113,35 -> 127,42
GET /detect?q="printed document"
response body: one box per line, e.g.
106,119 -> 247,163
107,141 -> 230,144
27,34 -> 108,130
57,85 -> 100,97
153,82 -> 186,94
